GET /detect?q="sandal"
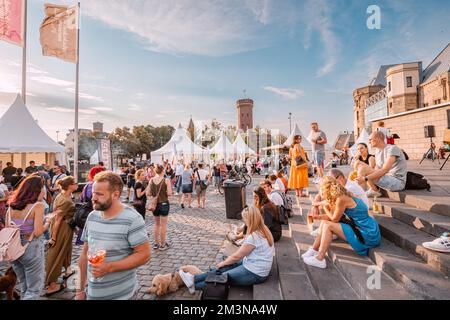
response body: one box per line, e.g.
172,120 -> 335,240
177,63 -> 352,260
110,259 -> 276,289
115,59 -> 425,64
45,283 -> 66,296
63,270 -> 76,280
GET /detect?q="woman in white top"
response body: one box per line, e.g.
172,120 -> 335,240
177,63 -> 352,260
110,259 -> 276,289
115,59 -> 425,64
179,206 -> 274,292
193,163 -> 210,209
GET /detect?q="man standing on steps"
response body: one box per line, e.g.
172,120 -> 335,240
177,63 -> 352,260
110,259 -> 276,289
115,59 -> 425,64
309,122 -> 327,183
356,131 -> 407,197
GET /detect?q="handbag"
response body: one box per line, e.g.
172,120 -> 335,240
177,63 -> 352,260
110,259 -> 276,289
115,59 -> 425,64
294,146 -> 307,167
0,203 -> 39,262
146,179 -> 164,212
70,202 -> 93,229
339,214 -> 365,244
202,270 -> 229,300
197,171 -> 208,191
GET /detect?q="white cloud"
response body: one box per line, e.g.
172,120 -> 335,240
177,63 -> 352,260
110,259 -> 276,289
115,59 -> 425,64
81,83 -> 123,92
30,75 -> 73,87
82,0 -> 289,56
133,93 -> 145,100
128,104 -> 142,111
45,106 -> 97,115
263,86 -> 304,100
64,88 -> 105,102
302,0 -> 340,77
90,107 -> 114,112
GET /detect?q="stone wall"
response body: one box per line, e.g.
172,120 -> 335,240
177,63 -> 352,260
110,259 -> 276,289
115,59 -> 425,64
419,73 -> 449,108
372,104 -> 450,159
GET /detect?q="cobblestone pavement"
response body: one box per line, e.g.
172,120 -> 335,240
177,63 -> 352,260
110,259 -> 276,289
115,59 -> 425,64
1,176 -> 264,300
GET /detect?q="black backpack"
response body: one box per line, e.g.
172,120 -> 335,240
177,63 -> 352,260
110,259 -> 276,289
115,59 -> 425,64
405,171 -> 430,191
69,202 -> 93,229
202,271 -> 229,300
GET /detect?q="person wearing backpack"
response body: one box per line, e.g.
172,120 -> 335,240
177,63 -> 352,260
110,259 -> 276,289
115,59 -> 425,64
260,180 -> 289,225
45,176 -> 78,296
5,175 -> 59,299
193,163 -> 210,209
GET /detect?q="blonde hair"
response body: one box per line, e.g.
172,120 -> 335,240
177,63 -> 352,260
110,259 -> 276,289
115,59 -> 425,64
241,206 -> 274,247
319,176 -> 352,206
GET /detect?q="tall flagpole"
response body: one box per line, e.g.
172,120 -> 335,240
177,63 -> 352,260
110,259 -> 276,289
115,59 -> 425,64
22,0 -> 27,103
73,2 -> 80,182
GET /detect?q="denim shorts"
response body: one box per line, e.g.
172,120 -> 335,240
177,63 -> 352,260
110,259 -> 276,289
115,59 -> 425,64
153,202 -> 170,217
376,175 -> 405,192
182,184 -> 193,194
313,151 -> 325,167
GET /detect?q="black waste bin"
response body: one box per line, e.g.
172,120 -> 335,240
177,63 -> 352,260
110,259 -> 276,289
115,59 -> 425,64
223,180 -> 246,219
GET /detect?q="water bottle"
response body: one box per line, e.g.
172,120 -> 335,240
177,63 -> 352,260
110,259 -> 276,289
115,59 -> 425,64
372,196 -> 380,214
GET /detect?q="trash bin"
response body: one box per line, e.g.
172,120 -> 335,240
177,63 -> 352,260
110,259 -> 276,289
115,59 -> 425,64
223,180 -> 246,219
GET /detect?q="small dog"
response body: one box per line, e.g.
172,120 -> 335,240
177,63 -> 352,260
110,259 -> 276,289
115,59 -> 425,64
149,265 -> 202,296
0,267 -> 20,300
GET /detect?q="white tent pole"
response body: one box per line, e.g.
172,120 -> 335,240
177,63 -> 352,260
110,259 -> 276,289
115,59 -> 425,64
73,2 -> 80,182
21,0 -> 28,103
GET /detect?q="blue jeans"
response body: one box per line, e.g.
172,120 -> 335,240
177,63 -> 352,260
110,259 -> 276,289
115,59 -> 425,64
12,236 -> 45,300
175,175 -> 182,193
194,261 -> 267,290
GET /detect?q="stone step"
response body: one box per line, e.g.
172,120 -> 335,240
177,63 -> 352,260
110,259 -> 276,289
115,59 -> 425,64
252,258 -> 283,300
228,287 -> 253,300
368,238 -> 450,300
376,198 -> 450,238
273,229 -> 318,300
292,198 -> 414,300
374,214 -> 450,277
385,190 -> 450,217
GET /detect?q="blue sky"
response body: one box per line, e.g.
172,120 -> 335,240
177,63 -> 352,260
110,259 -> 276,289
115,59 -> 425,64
0,0 -> 449,143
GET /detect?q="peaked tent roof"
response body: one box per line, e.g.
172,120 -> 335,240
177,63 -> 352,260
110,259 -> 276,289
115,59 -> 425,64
422,42 -> 450,84
233,133 -> 256,155
210,131 -> 234,156
284,124 -> 312,151
0,95 -> 65,153
151,124 -> 208,157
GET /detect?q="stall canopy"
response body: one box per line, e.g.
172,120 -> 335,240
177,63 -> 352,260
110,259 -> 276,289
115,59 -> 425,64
0,95 -> 64,153
349,128 -> 372,157
210,131 -> 234,160
233,133 -> 256,156
150,124 -> 208,162
284,124 -> 312,151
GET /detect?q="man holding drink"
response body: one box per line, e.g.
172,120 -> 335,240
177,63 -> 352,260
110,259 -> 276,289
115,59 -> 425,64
76,172 -> 150,300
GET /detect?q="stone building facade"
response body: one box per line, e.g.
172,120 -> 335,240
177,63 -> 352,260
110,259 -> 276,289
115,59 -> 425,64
237,99 -> 253,131
353,43 -> 450,159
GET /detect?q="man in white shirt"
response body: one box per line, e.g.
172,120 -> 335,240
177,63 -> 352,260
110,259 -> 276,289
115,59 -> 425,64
260,180 -> 284,206
175,160 -> 184,195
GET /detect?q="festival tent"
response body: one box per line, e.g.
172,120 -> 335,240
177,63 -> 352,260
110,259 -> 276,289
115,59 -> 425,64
210,131 -> 235,161
283,123 -> 313,151
233,133 -> 256,158
0,95 -> 66,168
150,124 -> 209,164
349,128 -> 372,157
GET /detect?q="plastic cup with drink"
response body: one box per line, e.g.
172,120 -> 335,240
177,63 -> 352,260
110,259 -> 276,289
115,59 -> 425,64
87,248 -> 107,282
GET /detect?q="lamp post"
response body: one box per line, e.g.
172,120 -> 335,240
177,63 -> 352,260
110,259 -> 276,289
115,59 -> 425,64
288,113 -> 292,133
56,130 -> 59,143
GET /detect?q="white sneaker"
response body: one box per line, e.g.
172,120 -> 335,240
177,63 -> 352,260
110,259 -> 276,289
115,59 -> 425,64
178,270 -> 195,293
303,255 -> 327,269
422,233 -> 450,253
301,247 -> 318,259
366,188 -> 382,198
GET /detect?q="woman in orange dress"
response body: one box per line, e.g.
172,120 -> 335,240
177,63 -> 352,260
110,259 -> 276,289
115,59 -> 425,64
288,135 -> 309,197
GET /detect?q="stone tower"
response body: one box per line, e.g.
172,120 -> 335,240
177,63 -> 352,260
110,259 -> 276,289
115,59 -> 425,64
237,99 -> 253,131
187,116 -> 195,142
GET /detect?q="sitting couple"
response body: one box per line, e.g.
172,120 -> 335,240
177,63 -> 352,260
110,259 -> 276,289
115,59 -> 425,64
304,172 -> 381,269
227,186 -> 282,245
352,131 -> 407,197
179,206 -> 274,292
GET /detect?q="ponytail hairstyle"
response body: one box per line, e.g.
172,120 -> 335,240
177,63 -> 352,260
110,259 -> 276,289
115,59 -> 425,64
57,176 -> 76,192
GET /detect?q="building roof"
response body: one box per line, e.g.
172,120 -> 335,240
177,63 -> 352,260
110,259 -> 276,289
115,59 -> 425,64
368,64 -> 397,86
421,42 -> 450,84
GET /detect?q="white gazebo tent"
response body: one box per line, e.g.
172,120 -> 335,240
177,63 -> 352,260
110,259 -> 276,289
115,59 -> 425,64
210,131 -> 235,161
150,124 -> 209,164
233,133 -> 256,162
285,123 -> 313,151
349,128 -> 372,157
0,95 -> 66,169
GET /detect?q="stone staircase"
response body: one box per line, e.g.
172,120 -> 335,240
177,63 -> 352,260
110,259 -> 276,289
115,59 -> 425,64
248,187 -> 450,300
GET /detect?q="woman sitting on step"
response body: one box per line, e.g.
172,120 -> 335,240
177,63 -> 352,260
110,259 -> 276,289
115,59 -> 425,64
179,206 -> 274,292
302,176 -> 381,269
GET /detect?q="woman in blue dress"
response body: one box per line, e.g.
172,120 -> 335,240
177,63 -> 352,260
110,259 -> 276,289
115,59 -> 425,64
302,176 -> 381,269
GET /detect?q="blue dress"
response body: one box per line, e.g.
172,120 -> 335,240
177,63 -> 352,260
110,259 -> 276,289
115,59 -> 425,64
340,197 -> 381,256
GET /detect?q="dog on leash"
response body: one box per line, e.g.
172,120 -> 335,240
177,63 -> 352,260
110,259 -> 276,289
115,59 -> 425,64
0,267 -> 20,300
149,265 -> 202,296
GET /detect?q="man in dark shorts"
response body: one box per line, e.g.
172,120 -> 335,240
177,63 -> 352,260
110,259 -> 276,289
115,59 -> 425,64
126,162 -> 136,202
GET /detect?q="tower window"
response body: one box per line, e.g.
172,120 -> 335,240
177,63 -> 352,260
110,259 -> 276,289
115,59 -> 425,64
388,81 -> 391,92
406,76 -> 412,87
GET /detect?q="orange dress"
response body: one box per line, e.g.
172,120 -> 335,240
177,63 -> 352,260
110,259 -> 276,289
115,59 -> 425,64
288,144 -> 309,189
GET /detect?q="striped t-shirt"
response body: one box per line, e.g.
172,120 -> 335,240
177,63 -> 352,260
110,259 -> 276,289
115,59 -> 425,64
81,206 -> 148,300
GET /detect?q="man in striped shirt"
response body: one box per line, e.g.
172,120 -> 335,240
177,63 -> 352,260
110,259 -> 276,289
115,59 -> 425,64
76,172 -> 150,300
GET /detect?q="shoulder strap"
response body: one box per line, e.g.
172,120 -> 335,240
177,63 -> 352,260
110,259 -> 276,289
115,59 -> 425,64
6,202 -> 40,228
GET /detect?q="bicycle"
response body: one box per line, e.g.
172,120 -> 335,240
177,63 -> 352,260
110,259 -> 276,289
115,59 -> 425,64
217,168 -> 252,195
